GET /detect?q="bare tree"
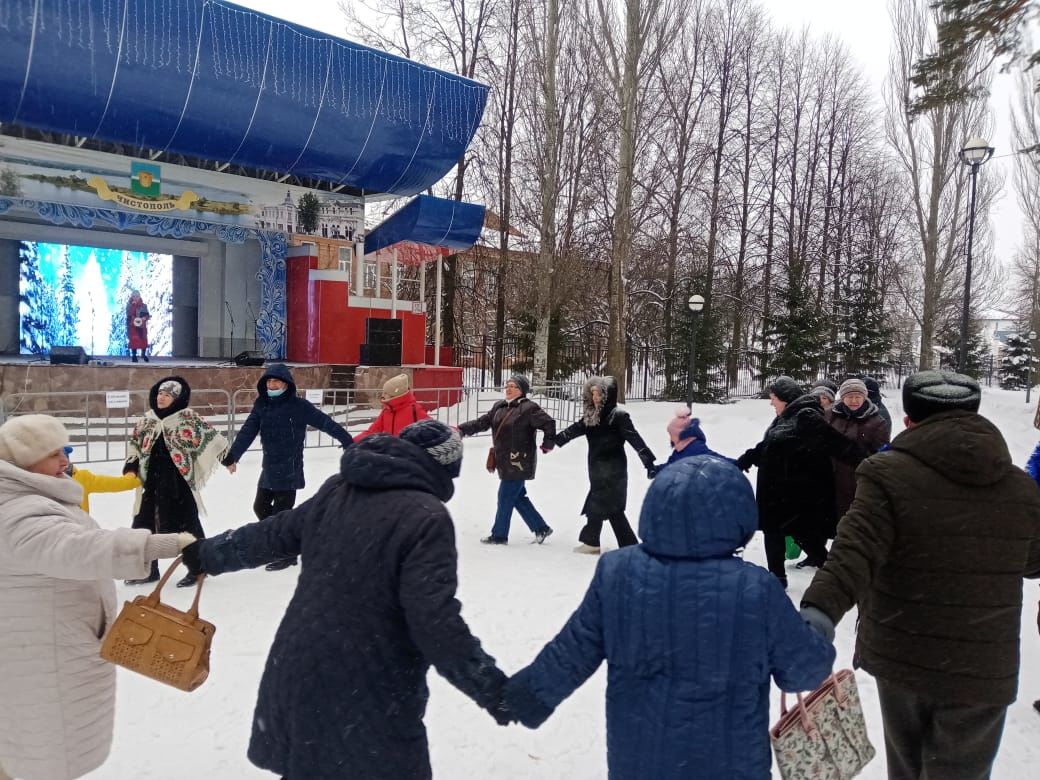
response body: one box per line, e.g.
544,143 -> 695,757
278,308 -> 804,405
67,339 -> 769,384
1010,69 -> 1040,335
885,0 -> 993,369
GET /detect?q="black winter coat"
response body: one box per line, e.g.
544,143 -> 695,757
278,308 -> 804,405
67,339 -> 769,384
737,394 -> 866,537
804,411 -> 1040,706
195,435 -> 507,780
458,396 -> 555,481
222,363 -> 352,490
554,377 -> 655,517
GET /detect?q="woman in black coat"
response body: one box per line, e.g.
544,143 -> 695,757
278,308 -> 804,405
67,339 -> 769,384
182,422 -> 508,780
554,376 -> 656,553
458,375 -> 556,545
736,377 -> 866,587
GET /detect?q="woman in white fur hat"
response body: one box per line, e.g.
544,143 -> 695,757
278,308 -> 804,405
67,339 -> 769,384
0,414 -> 194,780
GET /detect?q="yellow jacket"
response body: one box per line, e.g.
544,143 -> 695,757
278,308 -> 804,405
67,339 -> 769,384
70,467 -> 140,513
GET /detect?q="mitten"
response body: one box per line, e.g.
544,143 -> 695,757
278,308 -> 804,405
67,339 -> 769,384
180,540 -> 204,576
646,464 -> 657,479
800,604 -> 836,643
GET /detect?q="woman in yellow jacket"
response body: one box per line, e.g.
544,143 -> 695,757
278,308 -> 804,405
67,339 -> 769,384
64,447 -> 140,513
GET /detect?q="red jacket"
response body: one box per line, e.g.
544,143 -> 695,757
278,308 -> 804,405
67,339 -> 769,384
355,391 -> 430,440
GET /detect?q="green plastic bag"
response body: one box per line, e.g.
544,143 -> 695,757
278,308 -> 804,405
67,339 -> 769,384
785,536 -> 801,560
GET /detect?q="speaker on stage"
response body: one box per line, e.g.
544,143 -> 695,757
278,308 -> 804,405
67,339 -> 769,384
233,350 -> 266,367
360,343 -> 402,366
49,346 -> 89,365
365,318 -> 403,347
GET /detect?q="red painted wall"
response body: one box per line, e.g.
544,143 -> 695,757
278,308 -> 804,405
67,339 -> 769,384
286,250 -> 428,365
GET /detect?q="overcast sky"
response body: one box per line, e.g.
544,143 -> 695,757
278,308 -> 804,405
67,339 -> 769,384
234,0 -> 1023,297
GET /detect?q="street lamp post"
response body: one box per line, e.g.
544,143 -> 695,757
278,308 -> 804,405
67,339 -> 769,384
687,294 -> 705,409
957,137 -> 994,373
1027,330 -> 1037,405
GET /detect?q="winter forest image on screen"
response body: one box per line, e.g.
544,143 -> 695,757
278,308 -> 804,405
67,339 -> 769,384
19,241 -> 173,357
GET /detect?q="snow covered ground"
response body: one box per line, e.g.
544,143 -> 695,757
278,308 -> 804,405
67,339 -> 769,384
81,387 -> 1040,779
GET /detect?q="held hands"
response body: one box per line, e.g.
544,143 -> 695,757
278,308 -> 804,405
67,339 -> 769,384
180,540 -> 203,576
646,464 -> 658,479
225,462 -> 237,474
800,605 -> 836,643
176,533 -> 197,551
540,444 -> 553,454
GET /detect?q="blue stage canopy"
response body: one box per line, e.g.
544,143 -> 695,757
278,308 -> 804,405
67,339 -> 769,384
365,195 -> 485,255
0,0 -> 487,197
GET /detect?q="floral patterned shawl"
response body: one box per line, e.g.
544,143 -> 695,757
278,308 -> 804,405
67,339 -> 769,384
127,407 -> 228,515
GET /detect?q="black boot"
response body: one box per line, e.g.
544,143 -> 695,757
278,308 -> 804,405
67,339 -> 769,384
142,353 -> 149,363
125,560 -> 159,586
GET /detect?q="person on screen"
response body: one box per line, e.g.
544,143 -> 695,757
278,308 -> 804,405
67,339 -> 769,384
126,290 -> 150,363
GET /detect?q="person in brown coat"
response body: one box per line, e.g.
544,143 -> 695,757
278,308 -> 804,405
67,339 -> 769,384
800,370 -> 1040,780
826,377 -> 891,523
458,375 -> 556,545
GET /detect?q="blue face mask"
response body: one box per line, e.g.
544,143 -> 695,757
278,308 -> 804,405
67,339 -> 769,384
267,387 -> 286,397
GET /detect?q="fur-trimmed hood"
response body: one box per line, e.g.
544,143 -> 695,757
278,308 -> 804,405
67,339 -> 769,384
582,376 -> 618,426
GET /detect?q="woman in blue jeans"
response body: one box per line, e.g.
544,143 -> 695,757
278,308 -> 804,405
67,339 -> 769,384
458,375 -> 556,544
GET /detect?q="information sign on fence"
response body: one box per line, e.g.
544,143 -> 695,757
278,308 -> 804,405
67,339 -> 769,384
305,389 -> 324,405
106,390 -> 130,408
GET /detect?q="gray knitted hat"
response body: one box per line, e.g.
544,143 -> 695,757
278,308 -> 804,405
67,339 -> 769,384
400,420 -> 463,479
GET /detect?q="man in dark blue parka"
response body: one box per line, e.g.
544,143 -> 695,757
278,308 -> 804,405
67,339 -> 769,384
503,455 -> 836,779
183,421 -> 508,780
222,363 -> 352,570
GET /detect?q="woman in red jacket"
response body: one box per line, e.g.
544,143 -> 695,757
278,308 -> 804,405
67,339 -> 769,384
355,373 -> 430,440
126,290 -> 151,363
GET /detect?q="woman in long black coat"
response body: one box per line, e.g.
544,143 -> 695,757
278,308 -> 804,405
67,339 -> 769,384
182,422 -> 508,780
736,377 -> 866,587
554,376 -> 656,553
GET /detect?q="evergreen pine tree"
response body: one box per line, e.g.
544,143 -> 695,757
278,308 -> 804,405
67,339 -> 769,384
834,254 -> 894,376
18,241 -> 55,354
756,287 -> 830,384
998,333 -> 1037,390
936,322 -> 991,379
55,246 -> 79,346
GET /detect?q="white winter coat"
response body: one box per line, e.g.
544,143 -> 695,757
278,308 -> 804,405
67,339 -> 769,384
0,460 -> 160,780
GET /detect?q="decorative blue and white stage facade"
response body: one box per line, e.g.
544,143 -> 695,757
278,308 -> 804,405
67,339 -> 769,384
0,0 -> 490,360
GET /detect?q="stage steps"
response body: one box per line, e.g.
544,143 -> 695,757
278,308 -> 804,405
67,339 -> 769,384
328,364 -> 357,389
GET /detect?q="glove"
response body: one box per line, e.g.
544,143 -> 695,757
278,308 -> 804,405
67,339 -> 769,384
502,678 -> 555,729
646,464 -> 657,479
735,453 -> 752,472
176,532 -> 196,551
488,694 -> 514,726
540,444 -> 553,454
800,605 -> 836,643
180,540 -> 203,576
122,458 -> 139,476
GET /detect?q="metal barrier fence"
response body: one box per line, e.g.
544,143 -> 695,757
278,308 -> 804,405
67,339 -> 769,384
0,382 -> 585,464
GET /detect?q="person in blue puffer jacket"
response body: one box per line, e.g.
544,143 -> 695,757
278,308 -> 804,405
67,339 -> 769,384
655,405 -> 734,472
502,455 -> 835,779
222,363 -> 353,571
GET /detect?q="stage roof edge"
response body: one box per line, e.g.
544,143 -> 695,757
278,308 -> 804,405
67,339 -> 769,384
0,0 -> 488,197
365,196 -> 485,256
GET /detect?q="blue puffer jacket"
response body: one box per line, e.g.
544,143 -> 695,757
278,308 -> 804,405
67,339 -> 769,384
505,456 -> 836,779
223,363 -> 353,490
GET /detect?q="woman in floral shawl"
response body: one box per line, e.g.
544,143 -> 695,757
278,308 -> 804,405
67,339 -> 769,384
124,376 -> 227,588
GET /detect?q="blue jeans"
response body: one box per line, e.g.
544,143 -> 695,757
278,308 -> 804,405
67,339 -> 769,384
492,480 -> 548,539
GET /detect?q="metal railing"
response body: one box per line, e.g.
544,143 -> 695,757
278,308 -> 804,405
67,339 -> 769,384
0,382 -> 585,464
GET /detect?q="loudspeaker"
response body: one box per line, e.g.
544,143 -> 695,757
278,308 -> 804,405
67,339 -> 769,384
365,318 -> 403,346
360,343 -> 402,366
233,350 -> 266,367
49,346 -> 88,365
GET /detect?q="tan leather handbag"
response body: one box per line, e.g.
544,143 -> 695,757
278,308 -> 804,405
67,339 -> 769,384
100,557 -> 215,692
486,408 -> 515,474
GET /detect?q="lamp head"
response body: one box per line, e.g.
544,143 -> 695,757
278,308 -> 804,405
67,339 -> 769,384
959,137 -> 993,166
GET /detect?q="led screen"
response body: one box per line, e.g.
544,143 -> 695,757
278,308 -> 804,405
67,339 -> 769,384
19,241 -> 173,357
